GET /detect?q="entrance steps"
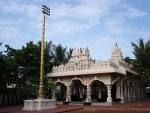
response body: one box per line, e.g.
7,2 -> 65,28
57,101 -> 112,106
69,102 -> 83,105
92,102 -> 112,106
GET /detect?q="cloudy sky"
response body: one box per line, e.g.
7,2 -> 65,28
0,0 -> 150,60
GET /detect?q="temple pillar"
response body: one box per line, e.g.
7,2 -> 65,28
98,86 -> 102,99
66,85 -> 71,102
130,85 -> 133,100
126,85 -> 128,100
135,85 -> 138,100
127,84 -> 131,101
79,86 -> 83,98
52,87 -> 56,100
116,85 -> 121,98
132,84 -> 135,100
106,84 -> 112,103
133,83 -> 136,100
137,86 -> 140,99
123,83 -> 127,100
120,84 -> 125,103
86,85 -> 91,103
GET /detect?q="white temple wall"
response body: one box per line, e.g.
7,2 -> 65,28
54,74 -> 112,87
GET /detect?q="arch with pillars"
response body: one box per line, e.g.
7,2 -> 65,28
71,79 -> 86,101
55,82 -> 66,101
90,80 -> 107,102
70,77 -> 86,86
89,78 -> 106,86
112,79 -> 123,102
50,76 -> 144,104
55,80 -> 66,86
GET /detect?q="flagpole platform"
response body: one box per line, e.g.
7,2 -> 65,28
23,98 -> 56,111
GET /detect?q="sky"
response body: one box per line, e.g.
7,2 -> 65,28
0,0 -> 150,60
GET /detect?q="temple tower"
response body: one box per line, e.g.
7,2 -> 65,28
111,43 -> 123,62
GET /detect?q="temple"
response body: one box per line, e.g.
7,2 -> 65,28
47,45 -> 144,105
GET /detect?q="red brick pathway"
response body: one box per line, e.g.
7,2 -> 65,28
0,105 -> 83,113
0,99 -> 150,113
67,99 -> 150,113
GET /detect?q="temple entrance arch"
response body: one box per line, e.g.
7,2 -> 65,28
71,79 -> 86,101
112,79 -> 123,102
70,77 -> 85,86
90,80 -> 107,102
55,82 -> 66,101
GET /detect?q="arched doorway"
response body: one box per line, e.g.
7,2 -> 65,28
91,80 -> 107,102
111,83 -> 117,101
55,82 -> 66,101
112,80 -> 124,102
71,80 -> 86,101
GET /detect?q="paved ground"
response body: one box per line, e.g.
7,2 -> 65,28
67,99 -> 150,113
0,105 -> 83,113
0,99 -> 150,113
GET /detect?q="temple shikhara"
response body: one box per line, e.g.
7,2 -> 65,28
47,45 -> 144,105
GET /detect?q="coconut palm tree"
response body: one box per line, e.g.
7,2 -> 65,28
131,39 -> 150,84
53,44 -> 68,66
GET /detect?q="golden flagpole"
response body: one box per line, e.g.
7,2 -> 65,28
23,5 -> 55,111
39,5 -> 50,98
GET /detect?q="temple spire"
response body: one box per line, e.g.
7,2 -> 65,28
70,47 -> 90,62
115,43 -> 118,47
111,43 -> 123,62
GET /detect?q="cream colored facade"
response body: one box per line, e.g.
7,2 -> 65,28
47,45 -> 144,104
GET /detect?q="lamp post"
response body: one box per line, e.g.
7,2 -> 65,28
39,5 -> 50,98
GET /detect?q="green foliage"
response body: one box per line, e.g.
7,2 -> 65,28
0,41 -> 71,99
0,42 -> 2,55
0,43 -> 8,88
52,44 -> 68,66
124,57 -> 134,65
67,48 -> 73,61
45,79 -> 54,98
131,39 -> 150,85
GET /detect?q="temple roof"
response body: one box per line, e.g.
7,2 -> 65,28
47,46 -> 136,78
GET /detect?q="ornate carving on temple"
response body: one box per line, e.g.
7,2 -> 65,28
50,47 -> 136,77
